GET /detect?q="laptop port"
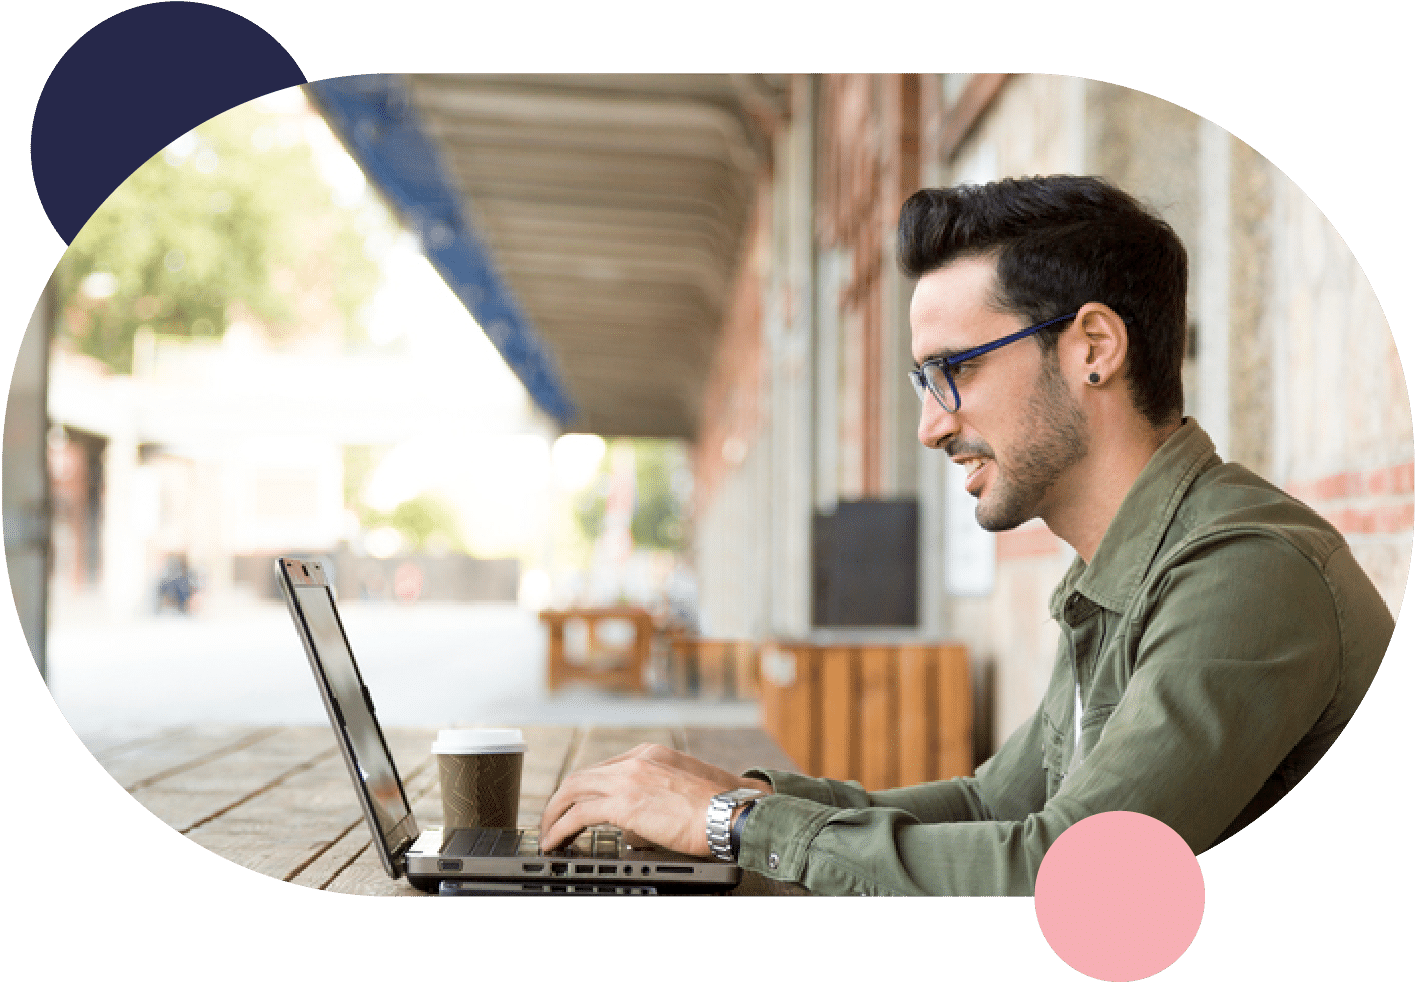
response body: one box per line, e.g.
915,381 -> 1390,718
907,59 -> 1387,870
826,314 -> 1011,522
550,862 -> 568,875
438,860 -> 462,872
598,865 -> 616,875
575,864 -> 593,874
550,884 -> 566,893
655,865 -> 694,874
522,863 -> 544,873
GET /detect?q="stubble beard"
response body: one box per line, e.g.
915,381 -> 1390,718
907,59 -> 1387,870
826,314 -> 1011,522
974,355 -> 1090,532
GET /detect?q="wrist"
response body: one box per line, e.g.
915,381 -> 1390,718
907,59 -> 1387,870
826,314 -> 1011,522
705,787 -> 765,862
729,798 -> 758,859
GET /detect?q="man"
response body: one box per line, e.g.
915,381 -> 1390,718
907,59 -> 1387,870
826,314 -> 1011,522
539,175 -> 1393,895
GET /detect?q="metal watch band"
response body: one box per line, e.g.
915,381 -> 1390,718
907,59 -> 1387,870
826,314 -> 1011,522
706,788 -> 763,862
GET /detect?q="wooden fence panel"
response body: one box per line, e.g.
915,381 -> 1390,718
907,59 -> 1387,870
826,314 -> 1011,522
758,641 -> 972,791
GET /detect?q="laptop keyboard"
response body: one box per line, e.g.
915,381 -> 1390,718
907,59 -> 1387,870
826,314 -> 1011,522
445,826 -> 624,859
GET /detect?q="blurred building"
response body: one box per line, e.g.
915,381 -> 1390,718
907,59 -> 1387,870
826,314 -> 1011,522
43,321 -> 540,616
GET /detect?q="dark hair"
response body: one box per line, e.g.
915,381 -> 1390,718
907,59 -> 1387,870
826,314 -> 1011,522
897,175 -> 1187,427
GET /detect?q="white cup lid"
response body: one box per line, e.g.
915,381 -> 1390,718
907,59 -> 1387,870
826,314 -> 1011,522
431,728 -> 526,755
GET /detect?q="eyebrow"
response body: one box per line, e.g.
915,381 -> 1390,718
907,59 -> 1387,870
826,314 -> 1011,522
912,345 -> 971,369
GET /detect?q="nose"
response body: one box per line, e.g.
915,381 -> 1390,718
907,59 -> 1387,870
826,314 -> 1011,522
917,394 -> 959,450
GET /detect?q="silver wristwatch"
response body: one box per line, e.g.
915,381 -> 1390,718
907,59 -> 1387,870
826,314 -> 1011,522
706,787 -> 764,861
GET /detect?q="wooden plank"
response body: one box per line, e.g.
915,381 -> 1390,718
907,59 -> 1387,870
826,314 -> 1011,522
696,640 -> 731,698
897,645 -> 935,786
938,643 -> 974,779
570,724 -> 678,773
758,643 -> 817,774
732,641 -> 760,699
93,725 -> 281,790
859,646 -> 897,791
818,646 -> 857,782
129,727 -> 337,833
184,727 -> 436,886
680,726 -> 801,777
668,637 -> 696,696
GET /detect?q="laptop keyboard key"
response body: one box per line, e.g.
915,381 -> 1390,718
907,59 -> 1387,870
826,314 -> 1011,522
471,829 -> 498,856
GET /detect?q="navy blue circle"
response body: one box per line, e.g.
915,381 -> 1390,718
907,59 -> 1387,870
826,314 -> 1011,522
32,2 -> 306,244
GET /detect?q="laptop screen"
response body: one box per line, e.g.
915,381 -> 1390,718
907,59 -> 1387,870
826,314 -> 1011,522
294,583 -> 412,841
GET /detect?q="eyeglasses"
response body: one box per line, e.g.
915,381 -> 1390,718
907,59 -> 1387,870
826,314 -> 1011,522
909,311 -> 1078,413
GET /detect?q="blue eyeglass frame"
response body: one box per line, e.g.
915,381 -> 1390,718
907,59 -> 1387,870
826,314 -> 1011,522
909,311 -> 1079,412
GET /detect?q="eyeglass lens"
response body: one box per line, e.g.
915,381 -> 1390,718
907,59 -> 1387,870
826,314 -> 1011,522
911,363 -> 959,412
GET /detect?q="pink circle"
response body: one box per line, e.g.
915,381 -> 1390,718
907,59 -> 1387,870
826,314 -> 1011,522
1035,811 -> 1204,982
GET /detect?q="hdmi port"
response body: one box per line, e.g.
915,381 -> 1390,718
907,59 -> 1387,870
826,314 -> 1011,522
655,865 -> 694,874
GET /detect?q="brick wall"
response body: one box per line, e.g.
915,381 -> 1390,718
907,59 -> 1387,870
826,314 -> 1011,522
692,177 -> 768,518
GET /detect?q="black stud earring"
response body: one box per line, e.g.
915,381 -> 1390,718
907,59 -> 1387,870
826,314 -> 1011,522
1088,372 -> 1101,385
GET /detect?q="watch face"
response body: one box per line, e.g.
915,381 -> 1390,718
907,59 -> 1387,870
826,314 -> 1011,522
727,788 -> 764,806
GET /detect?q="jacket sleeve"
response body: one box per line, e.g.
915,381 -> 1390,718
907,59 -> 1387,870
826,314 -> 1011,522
732,534 -> 1354,895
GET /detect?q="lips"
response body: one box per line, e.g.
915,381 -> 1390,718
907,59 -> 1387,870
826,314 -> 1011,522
957,457 -> 991,495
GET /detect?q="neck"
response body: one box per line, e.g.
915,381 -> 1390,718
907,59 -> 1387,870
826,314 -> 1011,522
1045,415 -> 1182,564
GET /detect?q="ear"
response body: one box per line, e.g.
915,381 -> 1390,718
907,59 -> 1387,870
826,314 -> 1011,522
1065,302 -> 1128,387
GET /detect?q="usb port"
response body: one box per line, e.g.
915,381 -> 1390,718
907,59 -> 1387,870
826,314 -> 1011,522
575,864 -> 594,874
522,863 -> 544,873
438,860 -> 462,872
598,865 -> 616,875
550,862 -> 568,875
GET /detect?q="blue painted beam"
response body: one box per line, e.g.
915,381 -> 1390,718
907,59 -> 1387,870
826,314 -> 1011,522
306,75 -> 578,427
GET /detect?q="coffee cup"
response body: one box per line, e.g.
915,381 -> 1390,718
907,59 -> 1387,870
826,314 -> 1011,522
432,728 -> 526,835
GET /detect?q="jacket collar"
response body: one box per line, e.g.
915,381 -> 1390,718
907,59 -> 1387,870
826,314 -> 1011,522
1049,419 -> 1220,620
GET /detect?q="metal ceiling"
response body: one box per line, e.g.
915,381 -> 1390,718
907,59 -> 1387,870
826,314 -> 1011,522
399,74 -> 786,440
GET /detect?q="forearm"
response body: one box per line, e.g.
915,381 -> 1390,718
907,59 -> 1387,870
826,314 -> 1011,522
746,766 -> 997,818
734,793 -> 1069,896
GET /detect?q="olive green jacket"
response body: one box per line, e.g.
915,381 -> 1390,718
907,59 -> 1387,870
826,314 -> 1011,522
738,420 -> 1393,895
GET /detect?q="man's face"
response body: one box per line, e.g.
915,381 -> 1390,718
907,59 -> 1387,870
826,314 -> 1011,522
910,256 -> 1090,532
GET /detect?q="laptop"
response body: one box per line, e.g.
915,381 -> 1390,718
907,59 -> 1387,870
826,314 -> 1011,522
275,556 -> 741,894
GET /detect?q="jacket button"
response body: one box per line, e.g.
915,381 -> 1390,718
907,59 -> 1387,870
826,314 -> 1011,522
768,852 -> 780,870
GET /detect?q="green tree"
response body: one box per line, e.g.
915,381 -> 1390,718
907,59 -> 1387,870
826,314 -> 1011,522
52,96 -> 383,372
572,439 -> 691,552
362,493 -> 468,554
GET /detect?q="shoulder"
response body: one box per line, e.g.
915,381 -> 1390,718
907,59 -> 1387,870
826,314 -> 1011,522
1166,460 -> 1346,570
1136,462 -> 1393,659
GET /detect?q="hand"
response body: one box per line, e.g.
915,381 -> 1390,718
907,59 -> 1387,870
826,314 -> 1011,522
538,743 -> 771,856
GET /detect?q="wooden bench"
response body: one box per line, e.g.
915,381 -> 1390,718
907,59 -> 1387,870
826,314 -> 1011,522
539,607 -> 653,693
757,641 -> 972,790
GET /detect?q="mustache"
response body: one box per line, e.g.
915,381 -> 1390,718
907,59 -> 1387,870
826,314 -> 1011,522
943,438 -> 993,460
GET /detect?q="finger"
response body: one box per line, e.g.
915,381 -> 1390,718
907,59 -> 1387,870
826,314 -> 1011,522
539,761 -> 629,840
541,796 -> 613,852
544,759 -> 622,814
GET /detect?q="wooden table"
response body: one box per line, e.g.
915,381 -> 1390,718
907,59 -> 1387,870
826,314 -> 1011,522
84,723 -> 808,896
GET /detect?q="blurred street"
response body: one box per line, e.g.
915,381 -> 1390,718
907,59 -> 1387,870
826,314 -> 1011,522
46,595 -> 758,745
